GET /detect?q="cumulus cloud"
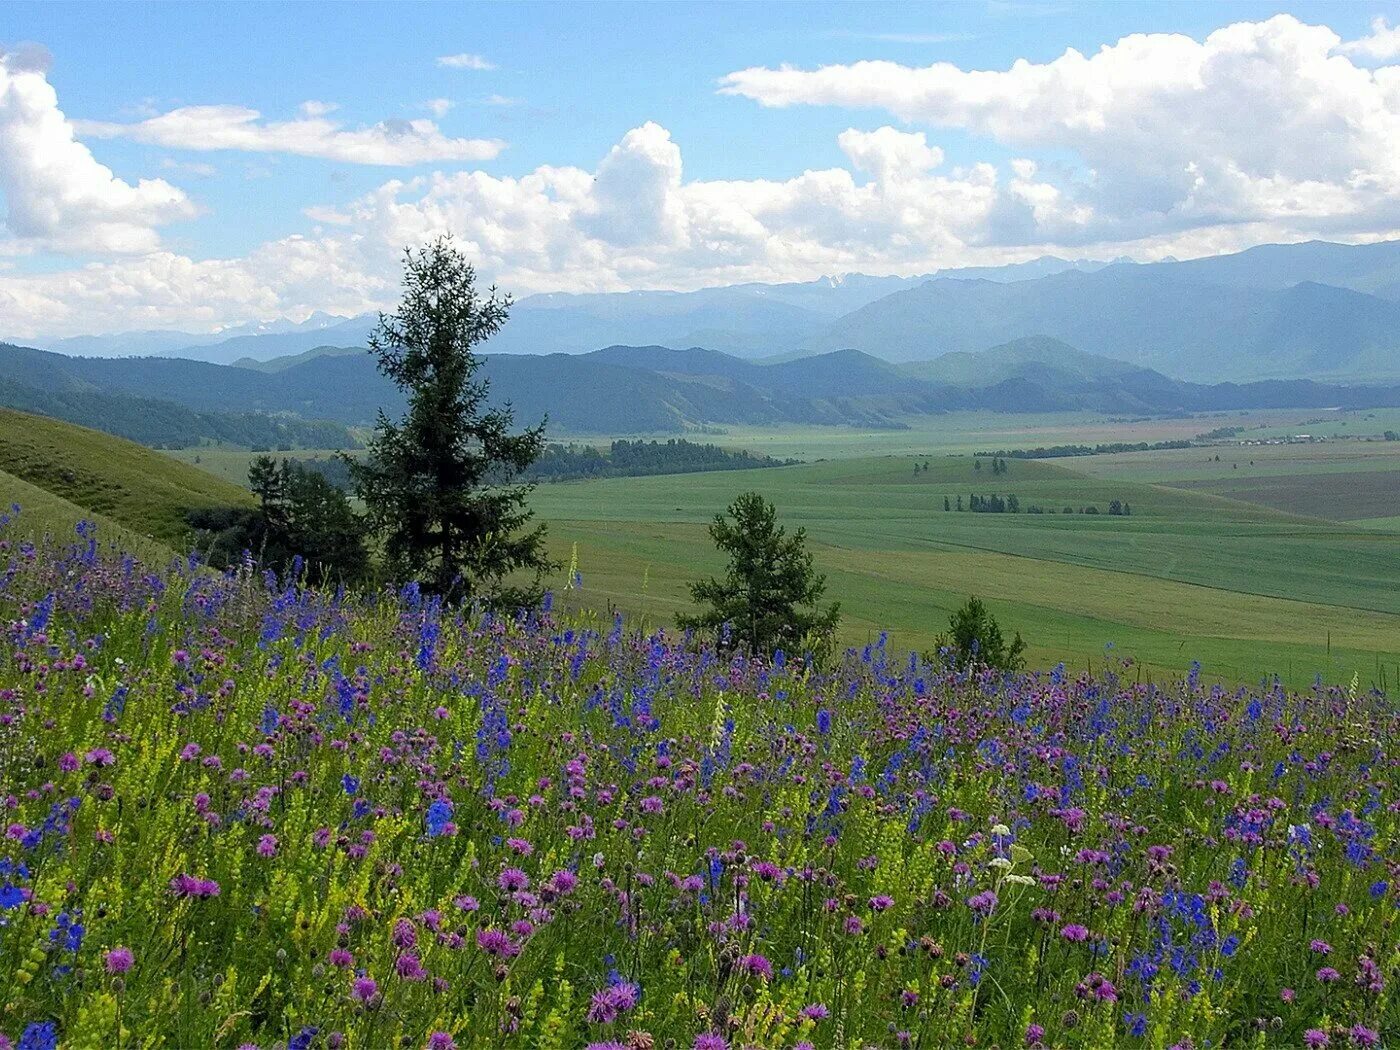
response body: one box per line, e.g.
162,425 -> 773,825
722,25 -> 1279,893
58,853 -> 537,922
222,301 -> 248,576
0,120 -> 1135,337
423,98 -> 454,118
77,105 -> 505,166
0,47 -> 194,253
438,52 -> 495,70
720,15 -> 1400,241
1338,17 -> 1400,61
11,16 -> 1400,339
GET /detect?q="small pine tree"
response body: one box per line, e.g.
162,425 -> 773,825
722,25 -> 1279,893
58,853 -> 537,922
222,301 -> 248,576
247,455 -> 369,583
678,492 -> 840,656
935,596 -> 1025,671
944,496 -> 951,512
350,238 -> 555,606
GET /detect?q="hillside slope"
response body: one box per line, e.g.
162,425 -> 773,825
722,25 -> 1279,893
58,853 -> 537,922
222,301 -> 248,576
0,409 -> 253,546
11,337 -> 1400,440
0,343 -> 356,448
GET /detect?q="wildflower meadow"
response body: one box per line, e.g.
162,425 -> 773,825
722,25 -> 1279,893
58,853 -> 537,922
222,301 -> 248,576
0,514 -> 1397,1049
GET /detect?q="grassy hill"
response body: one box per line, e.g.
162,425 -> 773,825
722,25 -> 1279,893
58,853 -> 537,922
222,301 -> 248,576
0,467 -> 176,562
0,408 -> 253,547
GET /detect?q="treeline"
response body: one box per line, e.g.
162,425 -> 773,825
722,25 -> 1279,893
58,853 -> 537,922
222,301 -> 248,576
525,439 -> 795,482
945,493 -> 1132,516
283,438 -> 795,493
0,377 -> 356,450
976,439 -> 1193,460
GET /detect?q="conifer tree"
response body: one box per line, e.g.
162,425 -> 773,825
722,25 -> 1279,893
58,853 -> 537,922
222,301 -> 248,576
679,492 -> 839,656
350,238 -> 554,605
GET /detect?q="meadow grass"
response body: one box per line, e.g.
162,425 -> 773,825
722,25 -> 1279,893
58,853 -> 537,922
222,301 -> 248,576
0,409 -> 253,547
529,455 -> 1400,689
160,429 -> 1400,690
0,471 -> 176,565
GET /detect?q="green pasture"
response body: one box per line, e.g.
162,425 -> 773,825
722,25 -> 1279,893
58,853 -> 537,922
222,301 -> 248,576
153,414 -> 1400,689
532,454 -> 1400,688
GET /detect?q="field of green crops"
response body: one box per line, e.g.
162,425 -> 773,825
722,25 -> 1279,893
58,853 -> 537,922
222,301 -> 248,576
150,409 -> 1400,691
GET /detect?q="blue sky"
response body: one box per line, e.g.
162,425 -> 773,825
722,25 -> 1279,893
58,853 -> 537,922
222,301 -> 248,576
4,1 -> 1400,338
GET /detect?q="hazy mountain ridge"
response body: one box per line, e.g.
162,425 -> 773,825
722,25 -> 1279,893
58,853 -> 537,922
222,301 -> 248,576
812,266 -> 1400,381
8,336 -> 1400,441
13,255 -> 1109,366
29,239 -> 1400,383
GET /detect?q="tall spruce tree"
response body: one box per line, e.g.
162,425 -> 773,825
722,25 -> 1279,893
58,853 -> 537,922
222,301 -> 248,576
350,239 -> 554,605
679,491 -> 840,657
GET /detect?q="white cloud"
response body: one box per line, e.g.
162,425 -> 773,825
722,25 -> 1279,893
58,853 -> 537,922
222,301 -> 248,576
78,106 -> 506,166
423,98 -> 454,118
299,99 -> 339,118
719,15 -> 1400,242
11,16 -> 1400,339
438,52 -> 495,70
0,47 -> 194,253
1338,17 -> 1400,61
0,121 -> 1140,337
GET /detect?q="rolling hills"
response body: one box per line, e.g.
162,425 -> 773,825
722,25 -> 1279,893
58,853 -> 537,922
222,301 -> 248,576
0,343 -> 357,449
8,335 -> 1400,440
809,270 -> 1400,381
0,408 -> 254,547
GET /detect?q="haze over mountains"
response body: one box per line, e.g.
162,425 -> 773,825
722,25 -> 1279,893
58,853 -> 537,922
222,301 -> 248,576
25,239 -> 1400,386
6,333 -> 1400,448
8,238 -> 1400,446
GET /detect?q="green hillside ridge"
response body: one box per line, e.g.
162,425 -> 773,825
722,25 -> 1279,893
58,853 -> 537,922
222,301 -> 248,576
0,408 -> 254,547
230,345 -> 365,372
901,336 -> 1145,385
0,468 -> 177,562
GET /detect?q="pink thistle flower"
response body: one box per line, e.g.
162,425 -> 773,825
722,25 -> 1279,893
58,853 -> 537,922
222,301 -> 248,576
739,953 -> 773,980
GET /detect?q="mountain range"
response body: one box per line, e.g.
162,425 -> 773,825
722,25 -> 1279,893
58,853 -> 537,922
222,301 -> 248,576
5,336 -> 1400,446
23,239 -> 1400,384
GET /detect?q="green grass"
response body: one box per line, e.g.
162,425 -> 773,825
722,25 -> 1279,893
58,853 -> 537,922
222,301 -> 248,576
0,468 -> 176,562
162,446 -> 356,488
0,408 -> 253,547
533,454 -> 1400,688
1067,439 -> 1400,521
163,413 -> 1400,688
687,408 -> 1311,459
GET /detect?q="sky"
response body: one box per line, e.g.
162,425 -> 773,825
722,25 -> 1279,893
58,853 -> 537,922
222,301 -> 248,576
4,0 -> 1400,340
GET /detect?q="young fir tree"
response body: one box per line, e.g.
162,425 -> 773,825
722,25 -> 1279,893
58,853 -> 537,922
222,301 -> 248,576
247,455 -> 369,584
678,491 -> 840,657
935,596 -> 1026,671
350,239 -> 554,606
